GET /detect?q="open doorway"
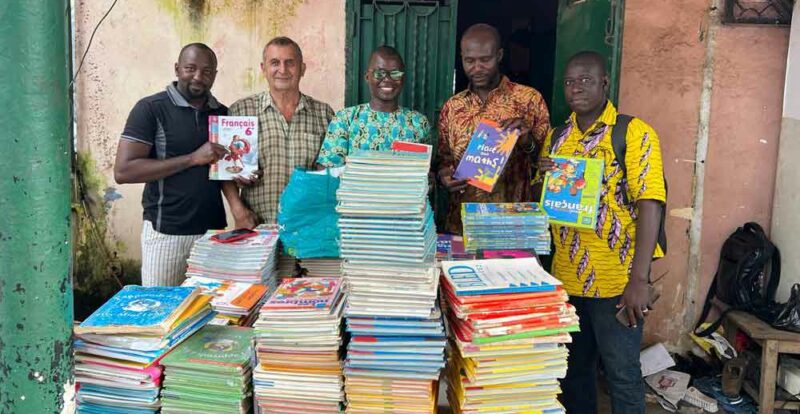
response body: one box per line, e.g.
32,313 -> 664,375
454,0 -> 559,110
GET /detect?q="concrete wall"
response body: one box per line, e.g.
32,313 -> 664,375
618,0 -> 707,344
619,0 -> 788,344
772,1 -> 800,303
74,0 -> 346,259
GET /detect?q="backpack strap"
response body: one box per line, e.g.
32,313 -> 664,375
610,114 -> 634,203
693,277 -> 733,337
743,222 -> 781,304
549,124 -> 569,155
611,114 -> 668,254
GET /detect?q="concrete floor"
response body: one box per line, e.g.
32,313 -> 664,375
436,381 -> 702,414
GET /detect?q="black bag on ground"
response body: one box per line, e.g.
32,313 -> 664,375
694,222 -> 781,337
772,283 -> 800,333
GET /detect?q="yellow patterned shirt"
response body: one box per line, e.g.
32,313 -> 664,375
539,101 -> 666,298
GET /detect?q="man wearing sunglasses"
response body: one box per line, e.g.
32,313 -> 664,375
437,23 -> 551,234
316,46 -> 429,168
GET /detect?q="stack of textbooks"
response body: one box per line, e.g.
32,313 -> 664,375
186,228 -> 280,291
440,258 -> 578,413
336,149 -> 439,317
297,258 -> 343,278
73,286 -> 215,414
336,146 -> 446,413
344,310 -> 447,413
461,202 -> 551,255
181,276 -> 268,326
160,325 -> 254,413
252,277 -> 347,413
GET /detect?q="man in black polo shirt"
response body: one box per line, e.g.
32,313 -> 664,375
114,43 -> 255,286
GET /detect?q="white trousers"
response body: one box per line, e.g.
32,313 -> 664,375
140,221 -> 202,286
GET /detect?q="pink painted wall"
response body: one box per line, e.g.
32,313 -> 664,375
620,0 -> 789,346
698,25 -> 788,314
619,0 -> 708,344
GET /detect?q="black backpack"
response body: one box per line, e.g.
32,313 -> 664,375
694,222 -> 781,336
550,114 -> 668,254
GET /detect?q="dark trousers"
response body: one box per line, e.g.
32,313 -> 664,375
559,295 -> 645,414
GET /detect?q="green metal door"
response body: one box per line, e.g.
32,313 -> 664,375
346,0 -> 459,137
551,0 -> 625,124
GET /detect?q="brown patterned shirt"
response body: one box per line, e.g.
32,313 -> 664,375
229,91 -> 334,223
437,76 -> 550,234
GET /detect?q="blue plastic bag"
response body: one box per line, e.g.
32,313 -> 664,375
277,168 -> 340,258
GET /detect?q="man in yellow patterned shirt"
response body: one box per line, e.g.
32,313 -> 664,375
538,51 -> 666,414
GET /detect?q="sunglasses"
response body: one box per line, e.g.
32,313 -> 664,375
371,69 -> 405,81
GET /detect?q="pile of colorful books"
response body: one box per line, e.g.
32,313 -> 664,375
461,202 -> 551,255
344,311 -> 447,413
336,145 -> 446,413
440,257 -> 578,413
297,258 -> 342,278
186,227 -> 280,291
252,277 -> 347,413
160,325 -> 254,413
73,286 -> 215,414
181,276 -> 268,326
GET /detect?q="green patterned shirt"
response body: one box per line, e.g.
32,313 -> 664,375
316,104 -> 430,167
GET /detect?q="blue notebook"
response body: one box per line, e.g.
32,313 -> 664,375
75,285 -> 199,336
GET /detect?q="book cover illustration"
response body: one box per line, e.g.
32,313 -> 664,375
75,286 -> 198,335
262,277 -> 343,310
160,325 -> 253,370
208,115 -> 259,180
441,258 -> 561,296
540,156 -> 604,230
453,119 -> 520,193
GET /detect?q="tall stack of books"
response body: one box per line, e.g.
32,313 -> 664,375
181,276 -> 268,326
461,202 -> 551,255
440,258 -> 578,413
186,228 -> 280,291
160,325 -> 254,413
336,146 -> 446,413
252,277 -> 347,413
73,286 -> 215,414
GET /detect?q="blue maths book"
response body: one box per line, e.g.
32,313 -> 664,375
453,119 -> 520,192
75,286 -> 199,336
540,156 -> 604,230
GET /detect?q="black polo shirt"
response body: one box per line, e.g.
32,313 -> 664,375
121,83 -> 227,235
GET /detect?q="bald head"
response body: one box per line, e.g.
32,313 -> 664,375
566,51 -> 607,76
459,24 -> 503,91
178,43 -> 217,67
369,45 -> 404,70
461,23 -> 502,53
563,50 -> 610,117
175,43 -> 218,102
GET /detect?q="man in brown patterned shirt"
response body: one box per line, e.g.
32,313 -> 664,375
437,24 -> 550,234
223,37 -> 335,227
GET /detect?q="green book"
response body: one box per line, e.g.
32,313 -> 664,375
161,325 -> 254,374
471,325 -> 580,344
540,156 -> 605,230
